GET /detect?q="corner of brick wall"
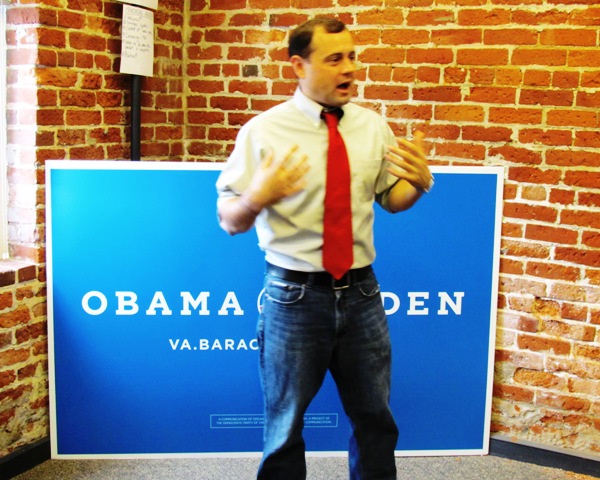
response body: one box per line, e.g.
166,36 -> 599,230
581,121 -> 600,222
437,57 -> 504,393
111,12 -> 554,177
0,260 -> 47,457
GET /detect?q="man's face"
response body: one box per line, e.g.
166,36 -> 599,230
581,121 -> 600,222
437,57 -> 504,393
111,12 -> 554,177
291,26 -> 356,108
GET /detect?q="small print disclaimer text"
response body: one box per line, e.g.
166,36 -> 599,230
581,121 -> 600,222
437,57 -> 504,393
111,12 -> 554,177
210,414 -> 339,429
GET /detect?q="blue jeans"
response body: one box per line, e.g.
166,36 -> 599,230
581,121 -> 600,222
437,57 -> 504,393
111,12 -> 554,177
257,267 -> 398,480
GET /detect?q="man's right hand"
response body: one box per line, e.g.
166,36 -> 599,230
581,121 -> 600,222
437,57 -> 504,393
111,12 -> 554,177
218,146 -> 309,235
243,145 -> 309,211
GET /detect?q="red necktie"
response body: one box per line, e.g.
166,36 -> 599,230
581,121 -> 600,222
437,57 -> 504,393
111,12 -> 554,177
322,110 -> 353,280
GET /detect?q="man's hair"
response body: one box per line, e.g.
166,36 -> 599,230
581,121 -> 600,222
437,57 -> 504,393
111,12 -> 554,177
288,17 -> 347,59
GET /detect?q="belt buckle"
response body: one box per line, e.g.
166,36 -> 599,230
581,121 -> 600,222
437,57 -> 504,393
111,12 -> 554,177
332,272 -> 351,290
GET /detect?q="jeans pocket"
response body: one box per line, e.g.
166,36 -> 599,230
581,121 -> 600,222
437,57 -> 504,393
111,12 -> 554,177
264,279 -> 305,305
357,275 -> 381,298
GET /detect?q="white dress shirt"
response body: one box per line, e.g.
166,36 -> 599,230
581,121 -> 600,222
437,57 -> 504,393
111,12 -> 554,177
216,88 -> 398,272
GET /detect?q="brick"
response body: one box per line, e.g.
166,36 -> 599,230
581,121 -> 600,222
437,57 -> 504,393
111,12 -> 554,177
496,349 -> 544,370
413,86 -> 461,102
579,192 -> 600,209
457,48 -> 509,66
514,368 -> 565,389
228,80 -> 268,96
519,89 -> 574,107
364,85 -> 409,101
560,208 -> 600,229
555,247 -> 600,269
536,392 -> 590,413
0,306 -> 31,328
500,258 -> 525,275
357,8 -> 406,26
462,126 -> 512,142
406,48 -> 454,64
69,32 -> 106,52
187,45 -> 222,61
434,105 -> 484,122
512,9 -> 568,26
360,47 -> 405,64
560,303 -> 589,323
229,13 -> 266,27
434,142 -> 486,160
0,348 -> 30,368
387,104 -> 433,121
521,185 -> 548,202
546,149 -> 600,167
519,128 -> 572,147
507,166 -> 561,185
523,70 -> 551,87
547,109 -> 598,128
493,383 -> 535,402
458,9 -> 511,26
552,71 -> 579,89
37,27 -> 66,48
525,224 -> 578,245
59,90 -> 96,107
491,145 -> 543,164
66,110 -> 102,126
576,131 -> 600,148
466,87 -> 516,104
407,9 -> 455,26
541,29 -> 597,47
563,171 -> 600,190
577,91 -> 600,108
568,378 -> 600,397
517,334 -> 571,356
511,48 -> 567,66
581,70 -> 600,88
489,107 -> 542,125
382,29 -> 430,46
57,10 -> 85,29
205,29 -> 243,44
0,271 -> 16,288
444,67 -> 468,84
542,320 -> 596,342
228,46 -> 266,61
484,29 -> 537,45
583,231 -> 600,249
569,50 -> 600,68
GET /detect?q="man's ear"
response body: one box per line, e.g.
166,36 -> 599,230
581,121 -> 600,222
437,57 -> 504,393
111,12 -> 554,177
290,55 -> 306,79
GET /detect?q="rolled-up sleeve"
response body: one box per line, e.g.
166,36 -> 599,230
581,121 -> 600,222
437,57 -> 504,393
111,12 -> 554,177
216,124 -> 262,208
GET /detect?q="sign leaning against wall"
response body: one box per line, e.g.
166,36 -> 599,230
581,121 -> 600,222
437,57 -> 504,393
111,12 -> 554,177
46,161 -> 503,458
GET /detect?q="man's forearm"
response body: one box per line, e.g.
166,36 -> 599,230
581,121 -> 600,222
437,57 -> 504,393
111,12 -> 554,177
218,195 -> 262,235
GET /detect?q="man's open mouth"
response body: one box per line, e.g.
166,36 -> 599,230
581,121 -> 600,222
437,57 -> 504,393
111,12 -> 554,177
337,81 -> 352,91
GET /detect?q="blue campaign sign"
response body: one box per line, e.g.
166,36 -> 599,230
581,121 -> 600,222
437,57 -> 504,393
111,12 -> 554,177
46,161 -> 502,458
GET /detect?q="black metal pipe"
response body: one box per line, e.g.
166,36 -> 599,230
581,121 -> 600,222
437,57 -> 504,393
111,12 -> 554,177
130,74 -> 142,161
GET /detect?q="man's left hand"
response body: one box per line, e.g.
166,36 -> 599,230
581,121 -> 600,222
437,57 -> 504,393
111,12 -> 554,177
385,130 -> 434,193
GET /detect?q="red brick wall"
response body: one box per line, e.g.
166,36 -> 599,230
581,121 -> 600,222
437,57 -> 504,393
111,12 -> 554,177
1,0 -> 599,459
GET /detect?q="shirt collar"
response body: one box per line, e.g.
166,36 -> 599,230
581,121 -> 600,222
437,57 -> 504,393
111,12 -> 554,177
293,88 -> 346,128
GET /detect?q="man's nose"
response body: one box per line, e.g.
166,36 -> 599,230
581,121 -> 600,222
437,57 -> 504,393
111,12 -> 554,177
341,56 -> 356,73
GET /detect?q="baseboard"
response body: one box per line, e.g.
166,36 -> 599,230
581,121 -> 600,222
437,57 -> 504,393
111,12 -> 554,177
0,438 -> 50,480
1,437 -> 597,479
490,437 -> 600,478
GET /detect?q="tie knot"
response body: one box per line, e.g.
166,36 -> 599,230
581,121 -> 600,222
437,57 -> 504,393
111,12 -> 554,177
322,108 -> 343,127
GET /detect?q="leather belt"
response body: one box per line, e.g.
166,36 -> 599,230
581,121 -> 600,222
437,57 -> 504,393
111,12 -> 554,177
266,262 -> 372,290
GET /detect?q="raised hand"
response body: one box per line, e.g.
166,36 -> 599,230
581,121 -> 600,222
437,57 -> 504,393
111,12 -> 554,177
385,131 -> 434,193
245,145 -> 309,210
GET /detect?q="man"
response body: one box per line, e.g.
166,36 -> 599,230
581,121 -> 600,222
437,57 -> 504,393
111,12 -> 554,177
216,17 -> 433,480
